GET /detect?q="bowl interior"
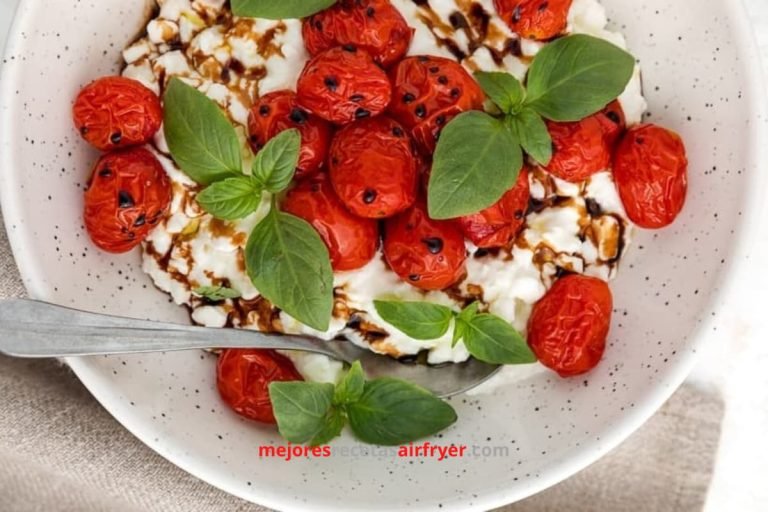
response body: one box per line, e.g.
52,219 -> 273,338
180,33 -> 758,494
1,0 -> 764,510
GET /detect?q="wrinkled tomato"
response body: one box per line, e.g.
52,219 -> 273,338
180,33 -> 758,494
493,0 -> 573,41
248,90 -> 332,179
457,166 -> 531,248
84,147 -> 171,253
282,173 -> 380,271
73,76 -> 162,151
303,0 -> 414,68
389,55 -> 485,153
613,124 -> 688,229
297,45 -> 392,125
329,116 -> 418,218
596,100 -> 627,148
527,274 -> 613,377
384,202 -> 467,290
216,349 -> 303,424
545,114 -> 612,183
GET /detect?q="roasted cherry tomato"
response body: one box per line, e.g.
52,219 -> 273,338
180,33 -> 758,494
613,124 -> 688,229
297,45 -> 392,125
73,76 -> 162,151
493,0 -> 573,41
527,274 -> 613,378
84,147 -> 171,253
388,55 -> 485,153
457,166 -> 530,248
248,91 -> 332,179
329,116 -> 418,218
282,173 -> 380,271
216,349 -> 303,424
303,0 -> 414,68
384,202 -> 467,290
546,114 -> 612,183
596,100 -> 627,148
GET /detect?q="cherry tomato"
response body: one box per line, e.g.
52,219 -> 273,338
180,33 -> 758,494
282,173 -> 380,271
303,0 -> 414,68
216,349 -> 303,424
388,56 -> 485,153
596,100 -> 627,148
613,124 -> 688,229
457,166 -> 530,248
248,91 -> 332,179
329,116 -> 418,218
527,274 -> 613,378
73,76 -> 162,151
545,114 -> 611,183
297,45 -> 392,125
384,202 -> 467,290
493,0 -> 573,41
84,147 -> 171,253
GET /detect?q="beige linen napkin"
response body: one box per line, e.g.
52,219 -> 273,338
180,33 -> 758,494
0,212 -> 722,512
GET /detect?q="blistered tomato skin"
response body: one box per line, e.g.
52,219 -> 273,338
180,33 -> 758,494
216,349 -> 303,424
457,166 -> 531,248
389,56 -> 485,153
527,275 -> 613,378
84,147 -> 171,254
613,124 -> 688,229
384,202 -> 468,291
329,116 -> 418,218
282,174 -> 380,271
73,76 -> 162,151
546,115 -> 612,183
303,0 -> 414,68
597,100 -> 627,148
296,46 -> 392,125
248,91 -> 332,179
493,0 -> 573,41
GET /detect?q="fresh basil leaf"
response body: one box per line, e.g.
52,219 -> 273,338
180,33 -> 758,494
347,379 -> 457,446
193,285 -> 241,301
245,208 -> 334,331
429,111 -> 523,219
373,300 -> 454,340
475,71 -> 525,114
163,78 -> 242,185
462,314 -> 537,365
525,34 -> 635,122
252,129 -> 301,193
269,381 -> 337,444
452,319 -> 467,347
196,177 -> 262,220
231,0 -> 337,19
507,108 -> 553,165
457,302 -> 480,324
334,361 -> 365,405
310,407 -> 346,446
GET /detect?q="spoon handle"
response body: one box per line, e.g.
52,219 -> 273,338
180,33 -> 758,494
0,299 -> 345,359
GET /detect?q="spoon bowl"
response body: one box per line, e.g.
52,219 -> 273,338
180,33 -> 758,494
0,299 -> 499,397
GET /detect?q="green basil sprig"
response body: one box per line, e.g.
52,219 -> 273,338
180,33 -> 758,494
428,34 -> 635,219
269,362 -> 457,446
193,285 -> 241,301
162,78 -> 333,331
231,0 -> 336,19
163,78 -> 242,185
374,300 -> 537,365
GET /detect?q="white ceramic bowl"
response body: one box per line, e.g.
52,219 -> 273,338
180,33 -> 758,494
1,0 -> 766,510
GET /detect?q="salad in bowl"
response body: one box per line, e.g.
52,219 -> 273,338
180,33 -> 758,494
70,0 -> 687,446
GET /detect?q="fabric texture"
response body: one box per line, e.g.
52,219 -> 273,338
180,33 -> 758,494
0,211 -> 723,511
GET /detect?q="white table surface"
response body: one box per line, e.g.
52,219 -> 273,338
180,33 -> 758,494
2,0 -> 768,510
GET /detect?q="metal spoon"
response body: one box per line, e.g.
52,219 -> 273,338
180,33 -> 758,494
0,299 -> 500,397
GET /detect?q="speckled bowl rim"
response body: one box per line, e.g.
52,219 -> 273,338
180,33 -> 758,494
1,0 -> 767,510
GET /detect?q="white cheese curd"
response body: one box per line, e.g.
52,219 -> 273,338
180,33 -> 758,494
128,0 -> 644,383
